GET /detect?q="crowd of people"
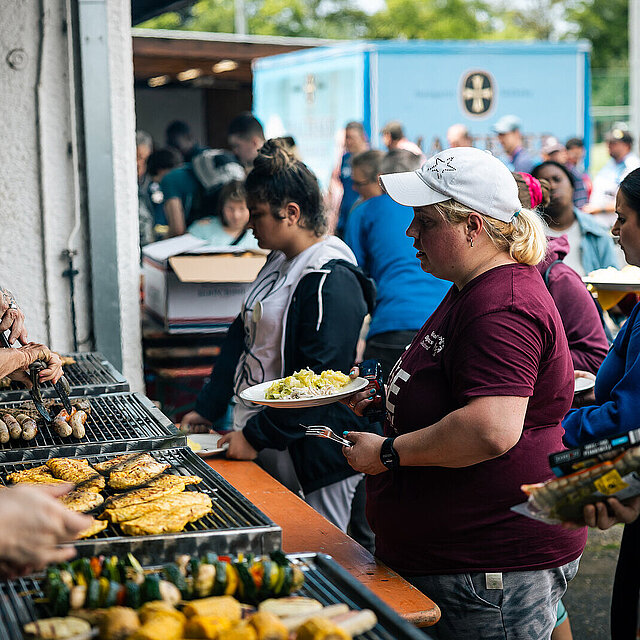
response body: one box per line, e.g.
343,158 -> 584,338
3,107 -> 640,640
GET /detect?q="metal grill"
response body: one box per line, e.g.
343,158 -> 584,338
0,352 -> 128,402
0,447 -> 281,563
0,392 -> 182,463
0,554 -> 428,640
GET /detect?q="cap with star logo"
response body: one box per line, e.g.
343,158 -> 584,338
379,146 -> 522,223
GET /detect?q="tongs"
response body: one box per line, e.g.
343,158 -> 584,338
303,424 -> 353,447
0,331 -> 73,421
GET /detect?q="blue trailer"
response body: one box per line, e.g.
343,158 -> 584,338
253,40 -> 591,188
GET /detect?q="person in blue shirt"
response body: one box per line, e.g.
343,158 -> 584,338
344,149 -> 450,377
533,161 -> 619,276
562,168 -> 640,640
335,122 -> 369,238
493,114 -> 536,174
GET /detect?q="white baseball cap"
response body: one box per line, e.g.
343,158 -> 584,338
379,147 -> 521,223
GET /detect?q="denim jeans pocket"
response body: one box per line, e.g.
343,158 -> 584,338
464,573 -> 504,610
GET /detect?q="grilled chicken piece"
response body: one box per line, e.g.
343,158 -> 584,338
6,465 -> 68,484
59,355 -> 76,366
93,453 -> 139,474
108,455 -> 170,490
101,491 -> 211,523
104,474 -> 202,509
119,501 -> 212,536
46,458 -> 106,492
60,489 -> 105,513
77,517 -> 108,539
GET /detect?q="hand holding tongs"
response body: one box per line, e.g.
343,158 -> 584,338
303,424 -> 353,447
0,331 -> 73,421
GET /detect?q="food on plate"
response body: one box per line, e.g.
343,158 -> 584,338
103,474 -> 202,509
107,454 -> 171,490
101,491 -> 211,523
264,369 -> 350,400
60,489 -> 104,513
22,616 -> 91,639
119,501 -> 213,536
586,265 -> 640,283
77,517 -> 108,539
46,458 -> 105,492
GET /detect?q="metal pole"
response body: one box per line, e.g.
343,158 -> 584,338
77,0 -> 124,371
631,0 -> 640,155
234,0 -> 246,35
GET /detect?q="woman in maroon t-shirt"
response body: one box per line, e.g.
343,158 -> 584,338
343,147 -> 586,640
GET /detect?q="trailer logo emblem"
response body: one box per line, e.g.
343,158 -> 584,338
461,71 -> 494,117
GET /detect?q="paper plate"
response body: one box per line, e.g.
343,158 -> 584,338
574,377 -> 595,394
187,434 -> 228,457
239,377 -> 369,408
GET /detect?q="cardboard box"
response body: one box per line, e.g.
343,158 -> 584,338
142,235 -> 267,334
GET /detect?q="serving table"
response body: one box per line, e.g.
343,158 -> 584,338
207,457 -> 441,628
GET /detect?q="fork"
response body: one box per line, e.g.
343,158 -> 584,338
303,424 -> 353,447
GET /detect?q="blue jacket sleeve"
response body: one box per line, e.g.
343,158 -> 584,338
563,313 -> 640,447
599,235 -> 621,269
194,315 -> 244,423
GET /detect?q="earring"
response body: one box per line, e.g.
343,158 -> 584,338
469,237 -> 474,248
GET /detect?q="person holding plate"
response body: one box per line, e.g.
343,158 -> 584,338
562,168 -> 640,640
342,147 -> 586,639
182,139 -> 379,532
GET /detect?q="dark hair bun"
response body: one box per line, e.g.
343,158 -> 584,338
254,139 -> 296,175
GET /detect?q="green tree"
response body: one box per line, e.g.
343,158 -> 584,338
139,0 -> 369,39
567,0 -> 628,69
367,0 -> 492,40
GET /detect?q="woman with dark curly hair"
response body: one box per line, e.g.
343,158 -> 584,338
185,139 -> 379,530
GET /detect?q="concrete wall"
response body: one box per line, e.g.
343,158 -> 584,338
0,0 -> 143,390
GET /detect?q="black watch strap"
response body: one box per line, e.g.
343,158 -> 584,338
380,437 -> 400,470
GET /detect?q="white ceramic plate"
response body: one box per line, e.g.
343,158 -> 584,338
239,376 -> 369,408
574,377 -> 595,394
582,278 -> 640,292
187,434 -> 228,457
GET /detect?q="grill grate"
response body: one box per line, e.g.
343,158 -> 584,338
0,554 -> 428,640
0,352 -> 128,402
0,392 -> 182,463
0,447 -> 281,563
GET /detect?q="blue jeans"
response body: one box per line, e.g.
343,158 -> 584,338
406,559 -> 580,640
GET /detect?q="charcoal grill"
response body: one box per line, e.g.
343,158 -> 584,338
0,553 -> 429,640
0,446 -> 281,563
0,392 -> 183,463
0,352 -> 128,402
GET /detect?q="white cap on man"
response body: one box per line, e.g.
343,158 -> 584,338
379,147 -> 522,223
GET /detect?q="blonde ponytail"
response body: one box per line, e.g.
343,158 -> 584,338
433,199 -> 548,266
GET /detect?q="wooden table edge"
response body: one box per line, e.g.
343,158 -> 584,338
206,457 -> 440,628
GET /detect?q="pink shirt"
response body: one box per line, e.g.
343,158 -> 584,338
366,264 -> 587,575
395,139 -> 426,165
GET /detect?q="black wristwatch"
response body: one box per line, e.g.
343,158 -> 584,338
380,437 -> 400,470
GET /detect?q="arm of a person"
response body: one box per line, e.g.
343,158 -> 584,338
563,319 -> 640,447
193,315 -> 245,423
243,266 -> 369,452
549,269 -> 609,374
0,348 -> 28,379
395,394 -> 528,467
164,198 -> 186,237
0,286 -> 27,344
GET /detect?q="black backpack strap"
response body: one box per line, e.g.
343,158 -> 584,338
543,260 -> 563,287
